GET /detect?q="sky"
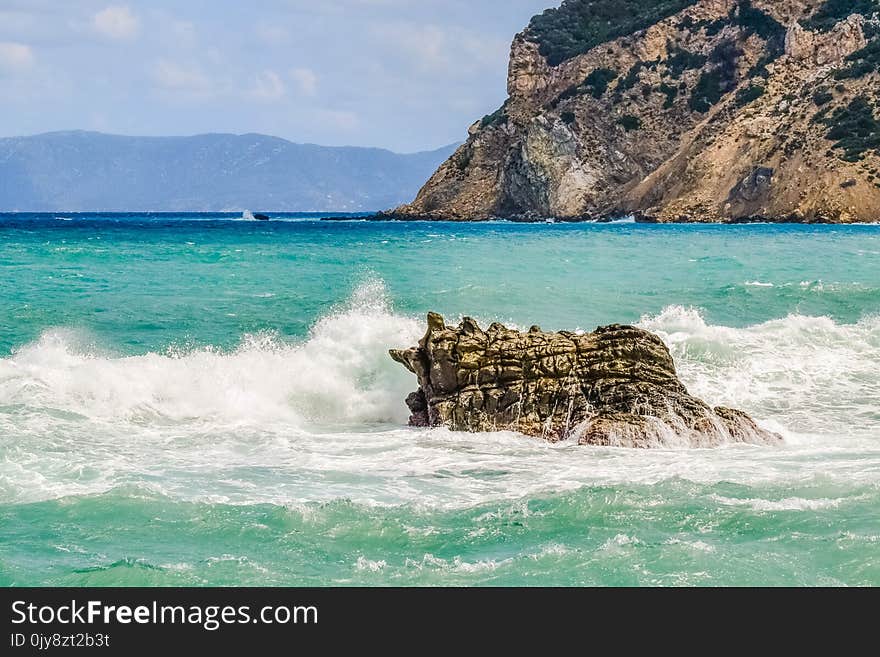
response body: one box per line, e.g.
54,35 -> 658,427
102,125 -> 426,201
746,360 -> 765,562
0,0 -> 553,153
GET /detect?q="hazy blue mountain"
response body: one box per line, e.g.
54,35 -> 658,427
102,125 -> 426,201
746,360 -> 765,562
0,131 -> 458,212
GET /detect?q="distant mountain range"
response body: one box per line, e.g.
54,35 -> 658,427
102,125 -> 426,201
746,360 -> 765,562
0,131 -> 458,212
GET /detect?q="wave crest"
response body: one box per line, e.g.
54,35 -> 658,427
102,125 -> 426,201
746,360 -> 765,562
2,295 -> 878,443
0,279 -> 421,427
639,306 -> 880,437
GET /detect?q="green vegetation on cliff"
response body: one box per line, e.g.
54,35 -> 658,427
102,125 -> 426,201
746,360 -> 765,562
823,96 -> 880,161
834,39 -> 880,80
735,84 -> 765,107
527,0 -> 697,66
617,114 -> 643,131
659,82 -> 679,108
813,89 -> 834,106
619,61 -> 650,92
584,68 -> 619,98
666,45 -> 707,77
526,0 -> 786,67
481,103 -> 508,128
552,68 -> 619,106
802,0 -> 879,32
734,0 -> 786,44
689,39 -> 743,112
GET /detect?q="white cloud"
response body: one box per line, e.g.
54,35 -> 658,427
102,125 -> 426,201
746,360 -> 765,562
150,59 -> 212,95
0,41 -> 34,73
0,0 -> 550,151
250,70 -> 286,102
370,23 -> 448,71
369,21 -> 509,74
93,6 -> 139,41
290,67 -> 318,96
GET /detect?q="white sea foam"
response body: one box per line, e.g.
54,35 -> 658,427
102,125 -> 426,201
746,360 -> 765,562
600,534 -> 641,551
0,278 -> 421,428
638,305 -> 880,439
355,557 -> 387,572
602,216 -> 637,224
406,553 -> 506,574
664,538 -> 716,553
1,283 -> 879,509
709,495 -> 849,512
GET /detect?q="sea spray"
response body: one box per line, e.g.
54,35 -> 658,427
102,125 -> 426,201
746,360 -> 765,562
1,218 -> 879,586
2,283 -> 878,511
0,280 -> 421,427
3,289 -> 875,438
639,306 -> 880,439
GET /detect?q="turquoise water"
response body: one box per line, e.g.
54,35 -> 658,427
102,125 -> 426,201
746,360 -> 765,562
1,215 -> 879,586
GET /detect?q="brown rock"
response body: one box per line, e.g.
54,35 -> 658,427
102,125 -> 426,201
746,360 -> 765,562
785,15 -> 867,66
391,1 -> 880,224
391,314 -> 782,448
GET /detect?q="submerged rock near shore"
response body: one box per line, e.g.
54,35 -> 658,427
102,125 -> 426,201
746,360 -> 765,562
391,313 -> 781,448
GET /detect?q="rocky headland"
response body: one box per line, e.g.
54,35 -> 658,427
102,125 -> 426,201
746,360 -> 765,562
390,0 -> 880,223
391,313 -> 781,447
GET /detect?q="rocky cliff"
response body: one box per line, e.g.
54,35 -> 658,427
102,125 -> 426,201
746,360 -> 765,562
392,0 -> 880,222
391,313 -> 781,447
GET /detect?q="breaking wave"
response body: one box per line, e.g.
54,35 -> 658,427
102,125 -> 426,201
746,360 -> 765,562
0,279 -> 421,428
638,305 -> 880,438
1,281 -> 879,508
1,284 -> 878,440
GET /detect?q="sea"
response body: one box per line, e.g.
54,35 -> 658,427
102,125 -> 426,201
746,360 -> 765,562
1,213 -> 878,586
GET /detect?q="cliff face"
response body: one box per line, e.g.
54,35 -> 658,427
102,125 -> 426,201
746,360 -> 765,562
393,0 -> 880,222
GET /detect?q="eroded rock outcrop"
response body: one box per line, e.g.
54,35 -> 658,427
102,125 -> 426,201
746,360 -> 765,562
390,0 -> 880,223
785,15 -> 867,65
391,313 -> 781,448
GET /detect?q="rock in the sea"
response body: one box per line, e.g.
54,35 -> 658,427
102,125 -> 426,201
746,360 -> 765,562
391,313 -> 781,448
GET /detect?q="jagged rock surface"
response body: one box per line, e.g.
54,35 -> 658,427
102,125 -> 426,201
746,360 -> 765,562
391,313 -> 781,448
391,0 -> 880,223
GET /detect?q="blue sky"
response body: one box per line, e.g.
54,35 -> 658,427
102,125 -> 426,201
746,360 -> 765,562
0,0 -> 552,152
